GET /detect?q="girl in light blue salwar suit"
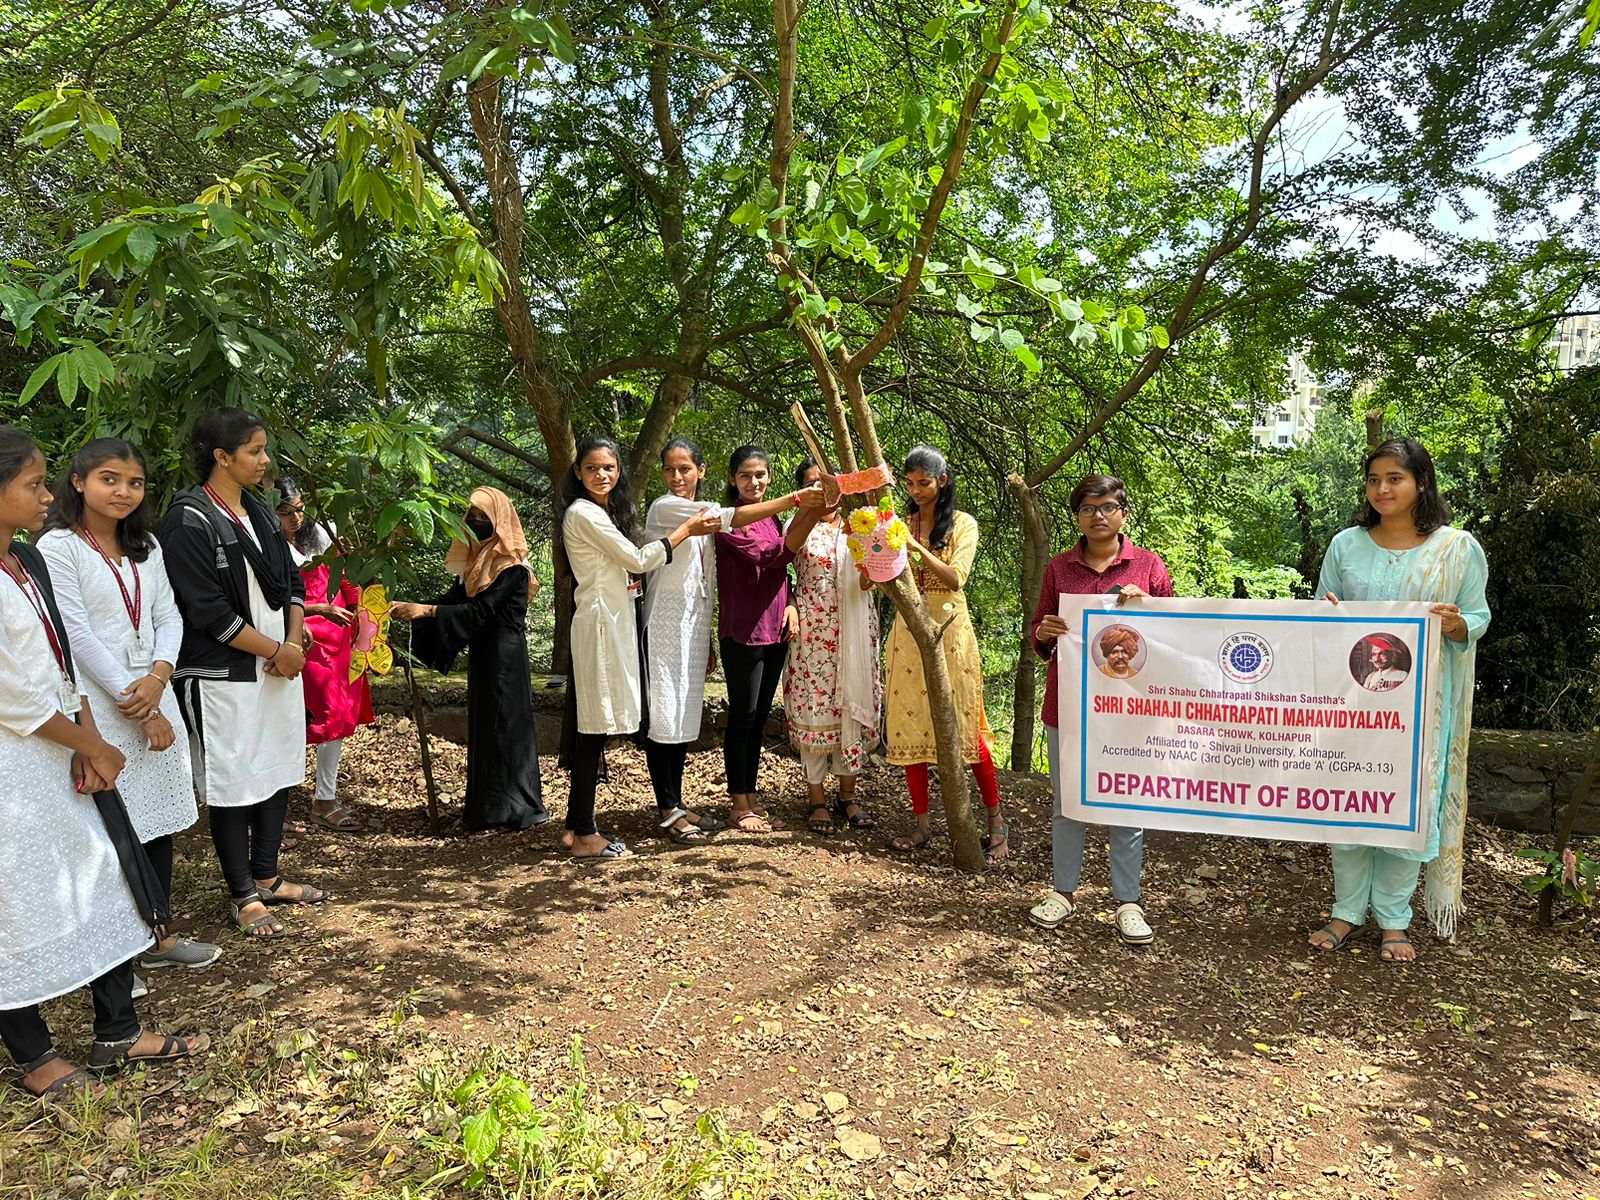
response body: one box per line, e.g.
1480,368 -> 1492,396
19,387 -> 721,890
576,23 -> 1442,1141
1309,439 -> 1490,963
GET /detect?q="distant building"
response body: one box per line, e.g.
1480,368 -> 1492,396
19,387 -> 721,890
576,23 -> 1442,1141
1252,351 -> 1321,449
1551,314 -> 1597,370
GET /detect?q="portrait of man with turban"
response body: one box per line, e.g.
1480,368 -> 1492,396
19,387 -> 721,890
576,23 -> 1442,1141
1350,633 -> 1412,692
1096,624 -> 1144,680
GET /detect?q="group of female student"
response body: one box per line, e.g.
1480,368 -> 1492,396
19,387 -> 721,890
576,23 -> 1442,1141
0,407 -> 1488,1098
0,409 -> 373,1097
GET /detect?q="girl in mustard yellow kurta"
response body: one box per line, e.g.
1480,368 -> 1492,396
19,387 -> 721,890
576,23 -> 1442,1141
882,446 -> 1006,863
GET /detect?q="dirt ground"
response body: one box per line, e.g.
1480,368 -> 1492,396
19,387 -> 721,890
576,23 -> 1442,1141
8,714 -> 1599,1199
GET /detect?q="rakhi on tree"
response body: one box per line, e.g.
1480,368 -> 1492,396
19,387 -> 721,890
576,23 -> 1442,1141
789,402 -> 894,506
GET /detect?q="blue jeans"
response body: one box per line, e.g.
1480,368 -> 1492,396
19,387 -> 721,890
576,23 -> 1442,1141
1329,845 -> 1419,930
1045,725 -> 1144,903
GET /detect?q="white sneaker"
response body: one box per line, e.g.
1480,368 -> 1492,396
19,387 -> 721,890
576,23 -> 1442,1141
1114,902 -> 1154,946
1028,890 -> 1076,929
131,973 -> 149,1000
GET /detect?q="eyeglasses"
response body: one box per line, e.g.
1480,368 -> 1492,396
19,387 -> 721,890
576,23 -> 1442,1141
1075,502 -> 1124,518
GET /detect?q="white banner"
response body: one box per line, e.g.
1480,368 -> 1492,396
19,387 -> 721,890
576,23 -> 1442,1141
1055,596 -> 1442,851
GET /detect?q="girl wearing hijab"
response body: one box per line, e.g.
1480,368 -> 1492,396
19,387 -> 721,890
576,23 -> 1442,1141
1,426 -> 202,1097
161,408 -> 324,941
391,487 -> 546,832
39,438 -> 221,971
275,479 -> 374,831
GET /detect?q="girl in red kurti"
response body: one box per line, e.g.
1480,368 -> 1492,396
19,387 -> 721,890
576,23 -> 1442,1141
276,481 -> 373,832
1025,474 -> 1172,947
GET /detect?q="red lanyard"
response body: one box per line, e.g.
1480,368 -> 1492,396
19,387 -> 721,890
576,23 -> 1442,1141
203,483 -> 249,531
2,554 -> 70,679
77,527 -> 141,631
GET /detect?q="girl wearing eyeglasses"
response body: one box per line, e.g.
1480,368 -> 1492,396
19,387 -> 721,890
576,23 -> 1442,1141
1026,474 -> 1173,947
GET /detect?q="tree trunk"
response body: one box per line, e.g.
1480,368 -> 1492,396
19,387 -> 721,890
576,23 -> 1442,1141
1008,475 -> 1050,770
1539,729 -> 1600,927
1365,407 -> 1385,451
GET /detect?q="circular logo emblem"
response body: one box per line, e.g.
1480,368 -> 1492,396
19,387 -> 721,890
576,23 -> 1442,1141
1218,632 -> 1274,684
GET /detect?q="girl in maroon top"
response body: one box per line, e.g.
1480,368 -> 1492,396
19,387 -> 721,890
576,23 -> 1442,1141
714,445 -> 822,831
1026,474 -> 1173,947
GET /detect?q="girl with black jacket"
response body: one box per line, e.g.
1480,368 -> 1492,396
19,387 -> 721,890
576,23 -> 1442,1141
160,409 -> 327,939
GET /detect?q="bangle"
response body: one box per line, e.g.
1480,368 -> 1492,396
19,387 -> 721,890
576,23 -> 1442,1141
269,640 -> 282,660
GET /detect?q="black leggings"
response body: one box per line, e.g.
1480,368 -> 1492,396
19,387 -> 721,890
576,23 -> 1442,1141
208,787 -> 290,901
0,959 -> 139,1066
720,638 -> 788,795
645,739 -> 690,813
143,835 -> 173,908
567,732 -> 607,838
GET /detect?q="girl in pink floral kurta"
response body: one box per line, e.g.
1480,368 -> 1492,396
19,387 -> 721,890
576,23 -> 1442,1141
784,461 -> 881,835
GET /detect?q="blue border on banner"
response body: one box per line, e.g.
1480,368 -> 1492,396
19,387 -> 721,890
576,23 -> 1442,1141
1076,609 -> 1427,832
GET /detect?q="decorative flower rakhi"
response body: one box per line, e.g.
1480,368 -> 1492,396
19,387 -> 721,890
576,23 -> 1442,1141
349,584 -> 395,682
846,497 -> 911,582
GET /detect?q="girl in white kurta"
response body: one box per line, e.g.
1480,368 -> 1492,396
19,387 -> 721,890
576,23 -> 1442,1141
39,439 -> 221,972
159,408 -> 321,940
641,437 -> 823,841
559,435 -> 721,861
0,427 -> 200,1096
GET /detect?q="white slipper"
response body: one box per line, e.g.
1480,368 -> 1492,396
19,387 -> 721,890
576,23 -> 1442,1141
1114,902 -> 1154,946
1028,890 -> 1076,929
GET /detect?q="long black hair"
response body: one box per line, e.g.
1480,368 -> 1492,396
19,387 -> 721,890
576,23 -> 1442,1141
190,407 -> 266,482
44,438 -> 157,562
561,434 -> 641,541
0,426 -> 40,489
1358,437 -> 1450,535
274,477 -> 327,554
724,444 -> 772,506
903,444 -> 956,551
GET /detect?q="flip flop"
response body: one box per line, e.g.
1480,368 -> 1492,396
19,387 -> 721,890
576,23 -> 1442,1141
1379,934 -> 1415,963
570,840 -> 631,863
890,827 -> 934,853
1308,921 -> 1362,951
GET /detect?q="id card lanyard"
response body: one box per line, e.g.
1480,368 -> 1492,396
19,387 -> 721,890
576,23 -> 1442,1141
78,527 -> 150,671
3,554 -> 81,715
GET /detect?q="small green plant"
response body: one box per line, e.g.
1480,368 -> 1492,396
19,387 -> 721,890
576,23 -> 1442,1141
1517,846 -> 1599,908
1434,1001 -> 1474,1035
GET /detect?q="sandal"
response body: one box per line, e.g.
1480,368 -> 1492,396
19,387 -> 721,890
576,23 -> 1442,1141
833,798 -> 876,830
13,1049 -> 103,1099
1308,920 -> 1361,952
985,823 -> 1011,865
731,810 -> 774,833
255,877 -> 329,906
688,810 -> 727,834
659,808 -> 710,843
890,826 -> 934,853
231,897 -> 287,939
87,1028 -> 206,1076
311,801 -> 363,832
280,820 -> 307,850
1379,933 -> 1415,964
570,839 -> 631,863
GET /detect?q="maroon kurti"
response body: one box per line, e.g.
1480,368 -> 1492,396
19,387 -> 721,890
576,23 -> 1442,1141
714,509 -> 793,645
1030,536 -> 1174,729
301,562 -> 375,744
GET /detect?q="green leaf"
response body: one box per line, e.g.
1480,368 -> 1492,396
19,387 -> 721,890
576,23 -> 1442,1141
1080,299 -> 1106,323
998,328 -> 1025,351
1015,345 -> 1041,373
1150,325 -> 1170,350
125,226 -> 158,269
901,95 -> 931,135
56,352 -> 79,406
461,1109 -> 503,1168
18,353 -> 64,405
922,16 -> 948,39
857,136 -> 906,175
1052,295 -> 1083,321
827,212 -> 848,241
838,177 -> 868,216
72,343 -> 115,392
1121,304 -> 1147,331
